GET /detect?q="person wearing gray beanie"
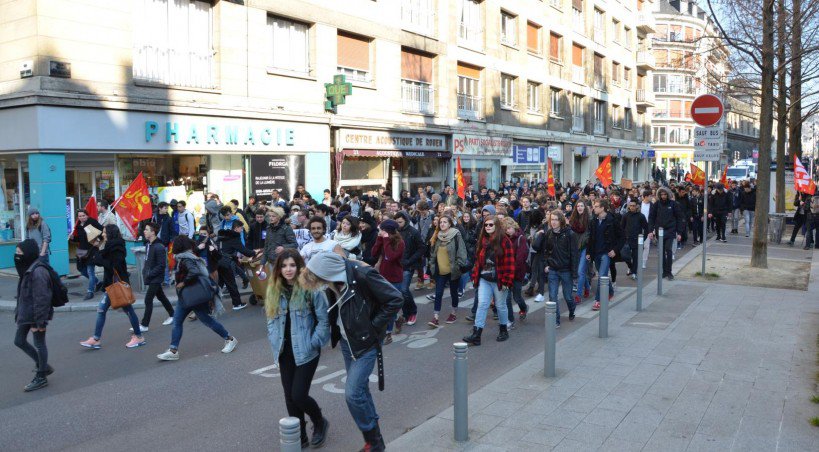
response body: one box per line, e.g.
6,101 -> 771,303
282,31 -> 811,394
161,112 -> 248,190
301,252 -> 402,452
25,207 -> 51,264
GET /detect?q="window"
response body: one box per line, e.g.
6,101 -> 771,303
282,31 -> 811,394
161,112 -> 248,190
623,26 -> 631,48
654,74 -> 667,92
527,82 -> 541,112
337,32 -> 371,82
549,33 -> 562,62
133,0 -> 215,89
612,19 -> 621,43
501,11 -> 517,46
572,0 -> 584,33
612,61 -> 620,84
623,67 -> 631,87
593,9 -> 605,44
527,22 -> 541,54
593,100 -> 605,134
458,0 -> 482,47
550,0 -> 562,9
401,49 -> 434,114
269,16 -> 310,74
501,74 -> 516,108
572,94 -> 584,131
457,63 -> 482,119
624,107 -> 632,129
402,0 -> 435,35
593,53 -> 604,90
652,126 -> 666,142
550,88 -> 561,116
571,43 -> 584,84
612,104 -> 621,128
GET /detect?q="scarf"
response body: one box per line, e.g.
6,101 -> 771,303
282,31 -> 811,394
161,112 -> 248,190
334,231 -> 362,255
436,227 -> 458,245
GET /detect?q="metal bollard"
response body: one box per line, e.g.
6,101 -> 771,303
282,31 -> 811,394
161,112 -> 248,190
544,302 -> 557,378
453,342 -> 469,442
636,234 -> 644,311
279,417 -> 302,452
657,228 -> 664,295
599,276 -> 609,338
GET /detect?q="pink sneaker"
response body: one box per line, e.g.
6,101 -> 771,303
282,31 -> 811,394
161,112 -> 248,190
125,335 -> 146,348
406,314 -> 417,326
80,337 -> 101,349
445,313 -> 457,324
428,317 -> 440,328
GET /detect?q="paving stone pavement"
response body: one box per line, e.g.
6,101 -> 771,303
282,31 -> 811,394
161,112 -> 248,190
389,251 -> 819,452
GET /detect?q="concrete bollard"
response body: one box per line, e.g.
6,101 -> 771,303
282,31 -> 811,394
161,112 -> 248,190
599,276 -> 609,338
544,301 -> 557,378
657,228 -> 664,296
279,417 -> 302,452
453,342 -> 469,442
636,234 -> 644,311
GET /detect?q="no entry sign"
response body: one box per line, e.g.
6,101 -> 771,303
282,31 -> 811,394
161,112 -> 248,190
690,94 -> 724,127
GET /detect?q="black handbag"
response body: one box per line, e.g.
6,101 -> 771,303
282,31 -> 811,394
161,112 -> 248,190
178,275 -> 217,309
620,243 -> 633,262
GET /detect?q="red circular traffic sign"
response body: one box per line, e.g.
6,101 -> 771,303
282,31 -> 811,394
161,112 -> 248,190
690,94 -> 724,127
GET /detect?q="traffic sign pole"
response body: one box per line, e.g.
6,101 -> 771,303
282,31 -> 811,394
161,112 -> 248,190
702,161 -> 708,276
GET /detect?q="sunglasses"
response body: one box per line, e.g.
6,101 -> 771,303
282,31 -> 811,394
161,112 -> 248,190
485,223 -> 495,228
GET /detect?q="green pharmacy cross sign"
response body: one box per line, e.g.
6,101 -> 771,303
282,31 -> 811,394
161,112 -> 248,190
324,74 -> 352,113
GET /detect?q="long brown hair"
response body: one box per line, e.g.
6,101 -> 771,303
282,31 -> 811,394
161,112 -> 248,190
477,215 -> 504,259
569,201 -> 589,231
265,248 -> 310,318
430,215 -> 454,247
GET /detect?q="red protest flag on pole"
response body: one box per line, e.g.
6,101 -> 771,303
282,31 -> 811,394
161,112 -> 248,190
594,155 -> 613,188
456,157 -> 466,200
794,154 -> 817,195
689,163 -> 705,187
84,196 -> 98,220
547,158 -> 556,197
113,172 -> 153,237
720,165 -> 728,187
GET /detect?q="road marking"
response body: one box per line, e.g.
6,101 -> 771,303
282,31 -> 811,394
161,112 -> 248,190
311,370 -> 347,385
694,107 -> 720,114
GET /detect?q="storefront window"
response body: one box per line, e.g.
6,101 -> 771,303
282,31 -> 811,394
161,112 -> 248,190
118,155 -> 207,222
460,159 -> 499,190
0,165 -> 23,241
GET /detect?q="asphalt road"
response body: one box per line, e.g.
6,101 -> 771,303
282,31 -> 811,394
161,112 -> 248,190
0,240 -> 698,452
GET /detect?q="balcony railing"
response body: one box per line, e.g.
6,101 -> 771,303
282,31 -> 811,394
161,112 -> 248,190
593,120 -> 605,134
593,27 -> 605,44
572,115 -> 584,132
401,3 -> 435,35
134,45 -> 216,89
636,50 -> 655,68
572,66 -> 585,84
636,89 -> 652,102
337,66 -> 371,83
637,12 -> 656,33
401,80 -> 434,114
457,93 -> 483,120
458,23 -> 483,48
652,110 -> 691,119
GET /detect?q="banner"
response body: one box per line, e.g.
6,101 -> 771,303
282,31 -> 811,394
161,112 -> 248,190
793,154 -> 816,195
594,155 -> 613,188
689,163 -> 705,187
456,157 -> 466,200
113,172 -> 152,237
547,158 -> 556,197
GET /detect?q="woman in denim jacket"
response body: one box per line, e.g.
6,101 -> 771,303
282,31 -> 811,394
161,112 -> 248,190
265,248 -> 331,449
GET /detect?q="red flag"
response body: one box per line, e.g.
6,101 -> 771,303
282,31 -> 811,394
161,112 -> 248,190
547,158 -> 556,197
720,166 -> 728,186
594,155 -> 613,188
456,157 -> 466,200
793,154 -> 816,195
113,172 -> 153,237
84,196 -> 98,220
689,163 -> 705,187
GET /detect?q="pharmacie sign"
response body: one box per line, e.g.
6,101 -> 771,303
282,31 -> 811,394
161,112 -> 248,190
145,121 -> 297,148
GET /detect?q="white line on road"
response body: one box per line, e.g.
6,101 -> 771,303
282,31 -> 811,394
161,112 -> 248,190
311,370 -> 347,385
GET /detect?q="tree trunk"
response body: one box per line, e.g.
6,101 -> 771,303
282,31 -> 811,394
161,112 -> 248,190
789,0 -> 803,160
775,0 -> 787,213
751,0 -> 776,268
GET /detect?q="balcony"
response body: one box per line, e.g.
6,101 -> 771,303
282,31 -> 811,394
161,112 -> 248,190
572,115 -> 585,132
337,66 -> 371,84
458,23 -> 483,49
401,3 -> 435,36
457,93 -> 483,120
636,89 -> 655,107
593,27 -> 605,44
593,120 -> 605,135
572,66 -> 585,84
636,50 -> 656,70
652,110 -> 691,119
401,80 -> 435,114
637,12 -> 656,33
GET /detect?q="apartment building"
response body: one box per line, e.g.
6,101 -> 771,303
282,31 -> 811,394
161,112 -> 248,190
725,93 -> 761,163
0,0 -> 655,273
650,0 -> 730,178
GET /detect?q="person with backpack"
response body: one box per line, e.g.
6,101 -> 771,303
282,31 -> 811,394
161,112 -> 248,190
217,220 -> 260,310
25,207 -> 51,264
542,210 -> 579,325
137,222 -> 175,332
157,235 -> 238,361
501,216 -> 529,329
587,199 -> 623,311
13,239 -> 55,392
175,200 -> 196,239
265,249 -> 331,449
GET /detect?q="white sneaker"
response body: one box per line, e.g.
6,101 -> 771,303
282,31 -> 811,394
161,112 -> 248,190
630,274 -> 637,280
162,317 -> 174,326
222,337 -> 238,353
157,349 -> 179,361
534,294 -> 544,302
642,263 -> 646,269
129,325 -> 149,333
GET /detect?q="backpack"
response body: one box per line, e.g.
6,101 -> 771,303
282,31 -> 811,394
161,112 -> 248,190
811,196 -> 819,214
38,263 -> 69,308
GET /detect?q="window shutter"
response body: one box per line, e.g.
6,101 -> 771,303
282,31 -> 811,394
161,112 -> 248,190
527,23 -> 540,52
593,53 -> 603,75
337,32 -> 369,70
573,0 -> 583,11
402,49 -> 433,82
572,44 -> 583,66
550,33 -> 560,59
670,100 -> 682,116
684,100 -> 692,117
457,62 -> 481,79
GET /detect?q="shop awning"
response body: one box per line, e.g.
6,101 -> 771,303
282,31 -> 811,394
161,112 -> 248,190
341,149 -> 451,158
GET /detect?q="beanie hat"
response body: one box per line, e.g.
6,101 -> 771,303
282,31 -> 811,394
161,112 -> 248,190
305,251 -> 347,284
380,219 -> 399,234
27,206 -> 39,216
481,205 -> 496,216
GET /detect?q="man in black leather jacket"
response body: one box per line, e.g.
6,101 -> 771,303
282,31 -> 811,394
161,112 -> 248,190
303,252 -> 402,452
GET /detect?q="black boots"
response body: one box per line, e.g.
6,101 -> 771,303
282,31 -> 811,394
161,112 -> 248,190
497,324 -> 509,342
463,327 -> 483,346
24,376 -> 48,392
359,423 -> 385,452
311,417 -> 329,448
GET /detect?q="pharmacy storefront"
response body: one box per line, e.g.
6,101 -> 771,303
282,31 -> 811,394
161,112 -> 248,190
452,134 -> 513,190
0,105 -> 330,274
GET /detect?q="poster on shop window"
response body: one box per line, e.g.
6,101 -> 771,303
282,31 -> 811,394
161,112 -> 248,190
250,155 -> 305,201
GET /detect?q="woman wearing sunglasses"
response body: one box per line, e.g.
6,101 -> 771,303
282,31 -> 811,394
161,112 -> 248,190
462,215 -> 516,346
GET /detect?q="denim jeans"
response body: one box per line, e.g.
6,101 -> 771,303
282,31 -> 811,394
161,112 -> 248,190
576,247 -> 591,296
459,272 -> 470,292
731,208 -> 741,230
592,254 -> 614,302
399,270 -> 418,318
504,280 -> 528,323
170,303 -> 230,350
94,294 -> 142,340
475,278 -> 509,328
339,339 -> 379,432
743,210 -> 755,235
81,263 -> 98,295
433,274 -> 459,313
549,270 -> 575,324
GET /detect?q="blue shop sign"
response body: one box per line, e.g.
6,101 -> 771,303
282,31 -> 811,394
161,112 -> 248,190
647,150 -> 656,158
513,146 -> 546,164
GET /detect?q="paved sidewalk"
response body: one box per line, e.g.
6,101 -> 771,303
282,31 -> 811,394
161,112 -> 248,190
389,251 -> 819,451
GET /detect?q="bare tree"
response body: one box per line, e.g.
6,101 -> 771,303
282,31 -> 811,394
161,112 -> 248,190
776,0 -> 788,213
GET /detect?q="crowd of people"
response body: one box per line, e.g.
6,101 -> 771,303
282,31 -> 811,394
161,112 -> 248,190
13,174 -> 819,450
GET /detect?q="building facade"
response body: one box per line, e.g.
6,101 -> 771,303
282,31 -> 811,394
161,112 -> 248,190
650,0 -> 729,179
725,93 -> 761,163
0,0 -> 657,273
